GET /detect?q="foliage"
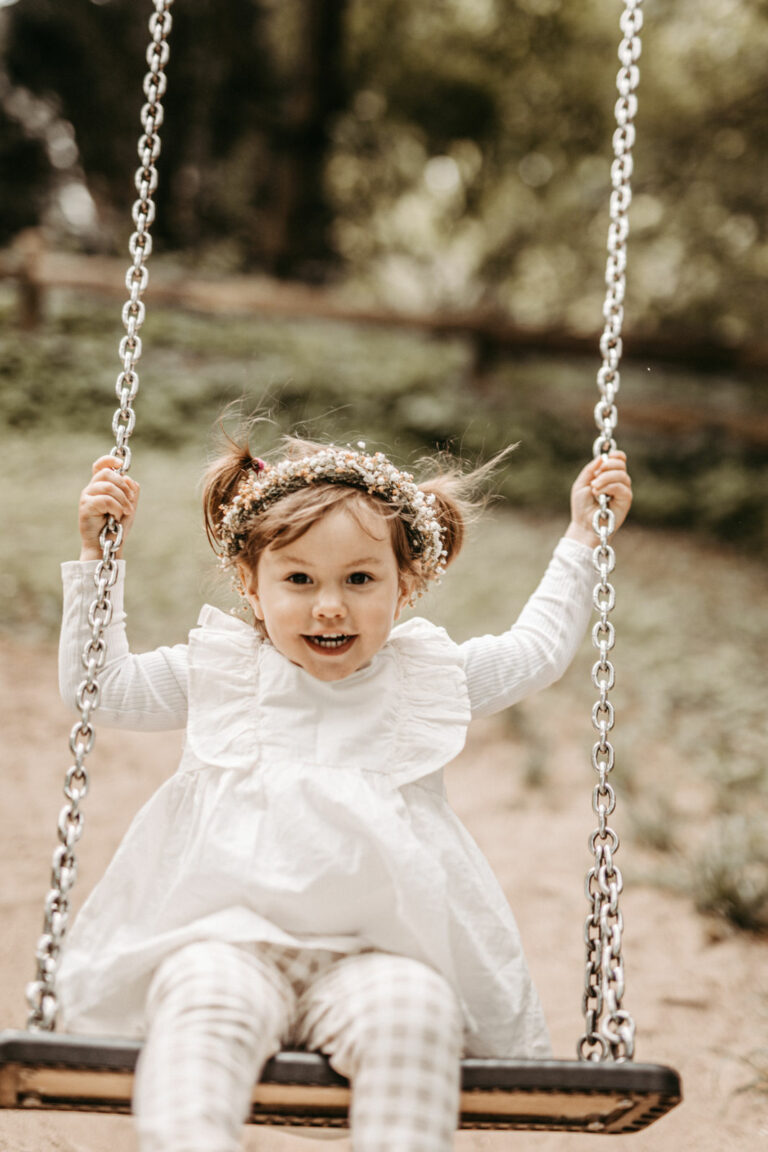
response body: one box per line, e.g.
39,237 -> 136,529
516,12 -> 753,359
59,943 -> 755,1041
2,1 -> 768,343
1,291 -> 766,552
329,0 -> 768,344
691,817 -> 768,933
0,104 -> 51,246
1,0 -> 345,274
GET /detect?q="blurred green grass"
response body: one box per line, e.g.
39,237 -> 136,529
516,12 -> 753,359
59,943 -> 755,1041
2,287 -> 768,552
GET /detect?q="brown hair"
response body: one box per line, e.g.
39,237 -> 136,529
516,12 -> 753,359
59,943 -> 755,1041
203,425 -> 512,595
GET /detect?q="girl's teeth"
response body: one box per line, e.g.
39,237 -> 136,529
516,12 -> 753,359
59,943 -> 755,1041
311,635 -> 349,649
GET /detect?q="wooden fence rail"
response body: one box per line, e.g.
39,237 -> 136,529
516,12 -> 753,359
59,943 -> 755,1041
2,231 -> 767,448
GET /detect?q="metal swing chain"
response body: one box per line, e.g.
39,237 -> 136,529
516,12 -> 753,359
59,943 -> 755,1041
26,0 -> 174,1032
578,0 -> 642,1064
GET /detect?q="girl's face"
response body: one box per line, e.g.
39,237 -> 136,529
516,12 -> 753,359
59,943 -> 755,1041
241,503 -> 410,682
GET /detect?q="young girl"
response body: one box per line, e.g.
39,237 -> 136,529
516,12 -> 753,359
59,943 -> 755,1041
59,434 -> 632,1152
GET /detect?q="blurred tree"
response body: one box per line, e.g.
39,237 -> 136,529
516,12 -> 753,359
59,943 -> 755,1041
0,106 -> 51,246
0,9 -> 54,247
332,0 -> 768,346
3,0 -> 348,276
257,0 -> 350,279
2,0 -> 768,345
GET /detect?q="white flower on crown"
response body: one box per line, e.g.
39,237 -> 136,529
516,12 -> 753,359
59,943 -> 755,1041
218,446 -> 448,591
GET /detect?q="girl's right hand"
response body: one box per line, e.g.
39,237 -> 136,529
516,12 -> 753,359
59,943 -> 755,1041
79,456 -> 140,561
564,451 -> 632,547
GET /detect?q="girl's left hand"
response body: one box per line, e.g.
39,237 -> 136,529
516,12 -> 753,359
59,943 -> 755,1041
564,451 -> 633,547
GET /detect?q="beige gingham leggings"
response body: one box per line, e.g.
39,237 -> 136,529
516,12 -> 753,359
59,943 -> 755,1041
133,940 -> 463,1152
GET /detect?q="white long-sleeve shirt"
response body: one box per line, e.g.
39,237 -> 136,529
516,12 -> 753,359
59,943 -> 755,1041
59,537 -> 594,727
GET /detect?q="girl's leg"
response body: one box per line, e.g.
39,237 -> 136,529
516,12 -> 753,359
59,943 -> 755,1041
297,952 -> 463,1152
133,940 -> 294,1152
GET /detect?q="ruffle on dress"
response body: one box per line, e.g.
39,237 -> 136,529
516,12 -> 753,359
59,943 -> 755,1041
185,609 -> 471,788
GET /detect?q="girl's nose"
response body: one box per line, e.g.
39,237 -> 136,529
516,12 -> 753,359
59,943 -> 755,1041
312,590 -> 346,620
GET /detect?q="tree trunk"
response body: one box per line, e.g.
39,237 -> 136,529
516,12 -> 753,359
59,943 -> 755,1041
255,0 -> 349,280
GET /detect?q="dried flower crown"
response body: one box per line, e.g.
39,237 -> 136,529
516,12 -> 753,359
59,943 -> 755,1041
218,445 -> 447,585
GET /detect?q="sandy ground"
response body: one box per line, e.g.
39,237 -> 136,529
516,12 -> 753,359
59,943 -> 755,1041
1,636 -> 766,1152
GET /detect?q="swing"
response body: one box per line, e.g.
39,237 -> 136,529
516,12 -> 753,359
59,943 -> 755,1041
0,0 -> 681,1135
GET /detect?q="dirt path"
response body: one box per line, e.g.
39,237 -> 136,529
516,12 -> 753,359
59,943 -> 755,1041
1,636 -> 766,1151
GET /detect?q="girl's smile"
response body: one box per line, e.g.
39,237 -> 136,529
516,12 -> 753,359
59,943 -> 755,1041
303,633 -> 357,654
241,502 -> 410,682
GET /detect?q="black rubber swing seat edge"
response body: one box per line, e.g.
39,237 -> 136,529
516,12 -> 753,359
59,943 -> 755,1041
0,1029 -> 681,1134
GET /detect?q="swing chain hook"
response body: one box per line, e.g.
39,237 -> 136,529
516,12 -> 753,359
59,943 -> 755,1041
579,0 -> 642,1064
25,0 -> 174,1033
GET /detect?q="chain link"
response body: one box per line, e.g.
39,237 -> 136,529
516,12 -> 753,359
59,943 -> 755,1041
579,0 -> 642,1065
25,0 -> 173,1032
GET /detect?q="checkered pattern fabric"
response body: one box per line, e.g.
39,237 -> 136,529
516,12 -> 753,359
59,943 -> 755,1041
133,941 -> 463,1152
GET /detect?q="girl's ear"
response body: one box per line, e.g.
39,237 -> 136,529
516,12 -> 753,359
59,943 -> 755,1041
238,563 -> 264,621
395,577 -> 413,619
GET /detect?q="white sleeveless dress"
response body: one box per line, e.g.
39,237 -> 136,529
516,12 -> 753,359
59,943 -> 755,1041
57,542 -> 593,1057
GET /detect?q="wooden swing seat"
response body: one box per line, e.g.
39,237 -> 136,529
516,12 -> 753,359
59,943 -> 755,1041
0,1030 -> 681,1135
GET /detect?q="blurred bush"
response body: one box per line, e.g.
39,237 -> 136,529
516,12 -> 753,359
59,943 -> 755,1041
1,292 -> 766,553
692,816 -> 768,934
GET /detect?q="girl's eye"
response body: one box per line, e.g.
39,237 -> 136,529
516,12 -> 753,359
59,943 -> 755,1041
287,573 -> 312,585
347,572 -> 372,585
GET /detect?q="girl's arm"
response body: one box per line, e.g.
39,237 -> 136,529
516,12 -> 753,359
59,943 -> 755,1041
59,560 -> 189,730
59,458 -> 189,729
460,452 -> 632,717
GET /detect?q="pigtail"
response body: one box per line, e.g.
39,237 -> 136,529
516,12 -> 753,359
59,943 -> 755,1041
417,444 -> 518,569
418,477 -> 466,567
203,426 -> 266,552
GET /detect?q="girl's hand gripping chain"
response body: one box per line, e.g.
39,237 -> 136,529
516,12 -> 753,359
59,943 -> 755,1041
78,455 -> 141,562
564,450 -> 633,548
